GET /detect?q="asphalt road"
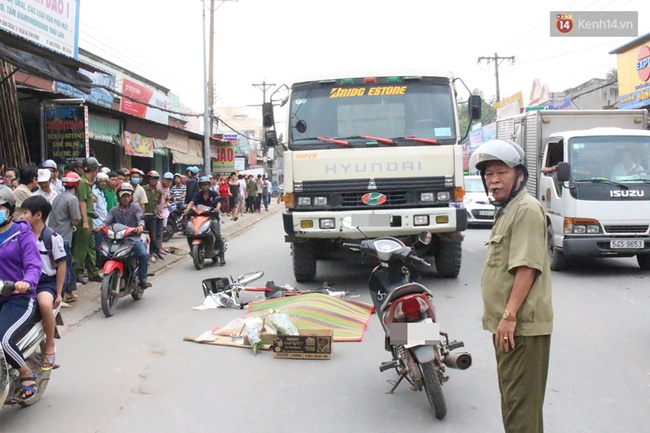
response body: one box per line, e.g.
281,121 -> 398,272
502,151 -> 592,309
1,213 -> 649,433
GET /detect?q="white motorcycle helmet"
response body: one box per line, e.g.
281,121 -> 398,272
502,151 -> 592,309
469,139 -> 528,206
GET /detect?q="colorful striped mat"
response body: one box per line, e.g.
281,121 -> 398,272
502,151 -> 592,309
246,293 -> 375,342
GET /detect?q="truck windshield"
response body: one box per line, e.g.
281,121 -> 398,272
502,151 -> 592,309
289,77 -> 456,148
569,135 -> 650,183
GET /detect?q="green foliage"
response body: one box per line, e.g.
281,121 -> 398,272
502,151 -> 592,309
457,89 -> 497,139
606,68 -> 617,82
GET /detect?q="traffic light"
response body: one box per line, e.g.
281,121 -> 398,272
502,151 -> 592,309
262,102 -> 275,128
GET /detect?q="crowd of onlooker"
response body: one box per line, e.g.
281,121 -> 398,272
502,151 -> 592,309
0,157 -> 276,305
0,157 -> 276,393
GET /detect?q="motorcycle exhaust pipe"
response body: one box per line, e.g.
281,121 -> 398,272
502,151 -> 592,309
443,352 -> 472,370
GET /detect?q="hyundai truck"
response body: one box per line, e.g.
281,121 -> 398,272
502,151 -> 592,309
272,72 -> 481,282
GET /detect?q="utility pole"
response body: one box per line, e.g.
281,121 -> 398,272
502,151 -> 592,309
208,0 -> 215,131
252,80 -> 275,174
477,53 -> 515,102
201,0 -> 211,173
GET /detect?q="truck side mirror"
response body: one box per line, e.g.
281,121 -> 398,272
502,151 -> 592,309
556,162 -> 570,182
262,102 -> 275,128
468,95 -> 482,120
265,130 -> 278,148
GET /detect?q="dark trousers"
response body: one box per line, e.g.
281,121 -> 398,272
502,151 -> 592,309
255,193 -> 262,211
145,219 -> 161,254
0,297 -> 35,369
155,218 -> 164,251
95,231 -> 106,270
494,334 -> 551,433
62,240 -> 77,294
131,241 -> 149,282
245,196 -> 255,213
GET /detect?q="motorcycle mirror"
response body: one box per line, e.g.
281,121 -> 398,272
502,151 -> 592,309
417,231 -> 432,246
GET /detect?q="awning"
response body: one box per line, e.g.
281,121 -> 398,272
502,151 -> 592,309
170,149 -> 203,165
0,39 -> 93,92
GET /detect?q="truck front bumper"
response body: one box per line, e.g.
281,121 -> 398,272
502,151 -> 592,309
283,207 -> 467,239
563,236 -> 650,257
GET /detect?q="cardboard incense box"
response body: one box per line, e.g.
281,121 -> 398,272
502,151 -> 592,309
273,329 -> 333,360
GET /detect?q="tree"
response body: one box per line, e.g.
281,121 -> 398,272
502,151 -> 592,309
606,68 -> 617,82
457,89 -> 497,139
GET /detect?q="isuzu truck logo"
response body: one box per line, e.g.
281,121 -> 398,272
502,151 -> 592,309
610,190 -> 645,197
362,193 -> 387,206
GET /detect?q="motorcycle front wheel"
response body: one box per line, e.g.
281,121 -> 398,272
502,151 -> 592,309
162,222 -> 174,242
192,244 -> 205,270
101,270 -> 120,317
420,361 -> 447,420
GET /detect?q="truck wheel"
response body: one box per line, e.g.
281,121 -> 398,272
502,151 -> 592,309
292,242 -> 316,282
434,239 -> 462,278
637,254 -> 650,270
547,224 -> 566,271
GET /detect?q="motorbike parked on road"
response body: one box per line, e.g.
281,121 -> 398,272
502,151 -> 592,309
162,201 -> 186,242
344,233 -> 471,420
98,223 -> 151,317
1,281 -> 62,407
186,204 -> 227,270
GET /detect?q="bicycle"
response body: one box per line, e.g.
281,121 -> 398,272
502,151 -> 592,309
201,271 -> 350,309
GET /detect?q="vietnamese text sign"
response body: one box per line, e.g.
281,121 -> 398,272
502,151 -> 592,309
43,104 -> 88,164
124,131 -> 154,158
211,144 -> 235,172
0,0 -> 80,57
120,79 -> 169,125
55,69 -> 116,108
550,11 -> 637,37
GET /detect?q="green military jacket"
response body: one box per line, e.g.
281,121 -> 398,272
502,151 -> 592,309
143,184 -> 162,215
481,188 -> 553,336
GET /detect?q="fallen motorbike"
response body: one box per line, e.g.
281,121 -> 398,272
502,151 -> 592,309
99,223 -> 151,317
344,233 -> 471,420
162,201 -> 185,242
186,204 -> 227,270
1,281 -> 62,407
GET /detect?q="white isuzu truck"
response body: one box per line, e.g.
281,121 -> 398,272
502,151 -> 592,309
496,109 -> 650,271
268,71 -> 482,282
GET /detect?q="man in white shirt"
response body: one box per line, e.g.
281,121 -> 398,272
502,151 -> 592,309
129,168 -> 149,212
35,169 -> 58,204
41,159 -> 64,194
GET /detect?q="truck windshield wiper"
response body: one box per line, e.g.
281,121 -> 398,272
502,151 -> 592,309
293,137 -> 349,147
393,136 -> 440,145
574,178 -> 629,189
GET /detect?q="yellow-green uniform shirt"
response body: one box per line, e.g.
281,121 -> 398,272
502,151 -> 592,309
76,174 -> 95,229
481,188 -> 553,336
144,184 -> 162,215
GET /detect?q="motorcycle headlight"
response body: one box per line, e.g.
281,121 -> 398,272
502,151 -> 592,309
116,231 -> 125,240
115,245 -> 133,258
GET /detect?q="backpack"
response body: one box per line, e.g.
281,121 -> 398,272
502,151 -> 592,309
41,226 -> 57,268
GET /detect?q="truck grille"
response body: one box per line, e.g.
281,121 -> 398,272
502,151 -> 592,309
297,176 -> 452,210
603,225 -> 649,234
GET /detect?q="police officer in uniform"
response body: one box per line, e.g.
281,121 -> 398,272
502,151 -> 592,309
470,139 -> 553,433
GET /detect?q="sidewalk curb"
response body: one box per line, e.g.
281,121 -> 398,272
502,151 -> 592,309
59,203 -> 284,332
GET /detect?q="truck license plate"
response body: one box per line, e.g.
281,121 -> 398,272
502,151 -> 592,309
351,214 -> 390,227
478,210 -> 494,217
610,240 -> 644,249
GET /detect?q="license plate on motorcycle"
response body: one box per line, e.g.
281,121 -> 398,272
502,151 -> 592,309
610,240 -> 644,249
390,322 -> 440,346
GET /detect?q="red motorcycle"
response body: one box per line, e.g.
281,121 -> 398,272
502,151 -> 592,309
345,233 -> 471,420
99,224 -> 150,317
186,204 -> 227,270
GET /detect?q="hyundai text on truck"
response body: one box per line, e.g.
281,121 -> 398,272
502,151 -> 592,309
496,109 -> 650,271
267,71 -> 482,282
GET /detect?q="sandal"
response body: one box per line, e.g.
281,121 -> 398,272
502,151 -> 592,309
19,375 -> 38,402
42,350 -> 56,371
64,293 -> 79,303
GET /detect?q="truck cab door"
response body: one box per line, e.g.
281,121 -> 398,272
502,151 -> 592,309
540,139 -> 565,248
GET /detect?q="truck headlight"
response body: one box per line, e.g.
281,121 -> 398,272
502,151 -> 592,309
297,197 -> 312,206
420,192 -> 434,202
314,196 -> 328,206
437,191 -> 451,201
414,215 -> 429,226
319,218 -> 335,229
